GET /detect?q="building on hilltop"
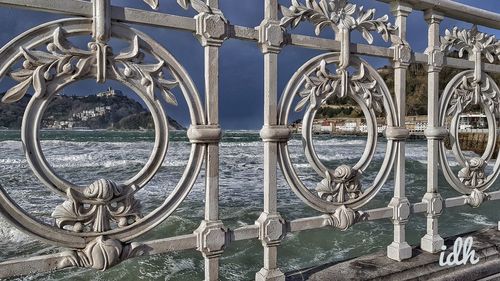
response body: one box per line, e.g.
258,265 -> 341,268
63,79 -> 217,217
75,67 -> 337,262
96,87 -> 123,98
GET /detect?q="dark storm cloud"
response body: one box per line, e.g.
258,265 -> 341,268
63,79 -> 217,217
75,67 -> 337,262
0,0 -> 498,129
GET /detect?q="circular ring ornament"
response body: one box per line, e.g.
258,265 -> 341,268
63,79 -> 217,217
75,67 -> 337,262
278,52 -> 398,213
0,18 -> 205,248
439,70 -> 500,194
22,61 -> 169,195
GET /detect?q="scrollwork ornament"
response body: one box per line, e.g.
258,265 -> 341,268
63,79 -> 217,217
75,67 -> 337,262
465,188 -> 488,208
316,165 -> 362,203
52,179 -> 141,233
324,205 -> 364,231
294,59 -> 384,114
446,75 -> 500,118
60,236 -> 147,270
438,25 -> 500,196
280,0 -> 408,103
111,36 -> 179,105
458,158 -> 486,187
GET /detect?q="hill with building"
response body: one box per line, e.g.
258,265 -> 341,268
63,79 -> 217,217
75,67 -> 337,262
316,58 -> 500,120
0,88 -> 185,131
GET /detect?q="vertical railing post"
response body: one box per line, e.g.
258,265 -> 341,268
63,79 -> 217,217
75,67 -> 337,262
387,1 -> 412,261
421,9 -> 445,253
256,0 -> 287,280
194,1 -> 228,280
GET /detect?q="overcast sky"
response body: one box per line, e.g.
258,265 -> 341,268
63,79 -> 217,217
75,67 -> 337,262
0,0 -> 498,129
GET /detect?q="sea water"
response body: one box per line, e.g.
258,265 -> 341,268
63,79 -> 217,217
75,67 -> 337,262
0,130 -> 499,280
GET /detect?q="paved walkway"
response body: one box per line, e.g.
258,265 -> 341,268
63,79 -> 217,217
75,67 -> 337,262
286,227 -> 500,281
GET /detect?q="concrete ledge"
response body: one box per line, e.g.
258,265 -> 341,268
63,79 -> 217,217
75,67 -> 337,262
286,227 -> 500,281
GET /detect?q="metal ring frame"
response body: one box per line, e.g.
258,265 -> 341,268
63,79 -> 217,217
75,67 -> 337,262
278,52 -> 398,212
439,70 -> 500,194
0,18 -> 205,248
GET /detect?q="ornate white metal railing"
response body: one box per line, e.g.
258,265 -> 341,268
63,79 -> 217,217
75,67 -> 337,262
0,0 -> 498,280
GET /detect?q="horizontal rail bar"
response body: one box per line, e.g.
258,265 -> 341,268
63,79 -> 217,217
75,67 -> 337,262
0,0 -> 196,31
377,0 -> 500,30
143,233 -> 197,255
288,215 -> 327,232
0,252 -> 69,279
231,224 -> 260,241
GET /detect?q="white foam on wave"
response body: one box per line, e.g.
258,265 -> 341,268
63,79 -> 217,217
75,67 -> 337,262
0,217 -> 32,243
0,140 -> 23,146
0,158 -> 25,165
45,155 -> 146,169
312,139 -> 367,146
221,141 -> 261,147
460,213 -> 494,227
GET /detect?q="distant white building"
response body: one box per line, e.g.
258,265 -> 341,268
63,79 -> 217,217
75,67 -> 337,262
96,87 -> 122,98
336,121 -> 357,132
458,114 -> 487,131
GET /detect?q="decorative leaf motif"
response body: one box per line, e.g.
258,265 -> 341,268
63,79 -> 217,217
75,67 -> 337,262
1,77 -> 32,103
446,75 -> 500,118
2,26 -> 181,112
32,65 -> 46,97
294,59 -> 339,112
1,27 -> 95,104
62,236 -> 146,271
115,36 -> 140,61
349,63 -> 382,112
112,40 -> 180,106
441,25 -> 500,62
72,56 -> 94,79
142,0 -> 159,10
458,157 -> 486,188
280,0 -> 398,44
316,165 -> 362,203
9,69 -> 33,82
294,59 -> 381,113
176,0 -> 212,13
158,78 -> 179,106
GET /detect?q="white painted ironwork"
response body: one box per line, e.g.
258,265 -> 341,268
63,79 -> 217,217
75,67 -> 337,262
0,0 -> 497,280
